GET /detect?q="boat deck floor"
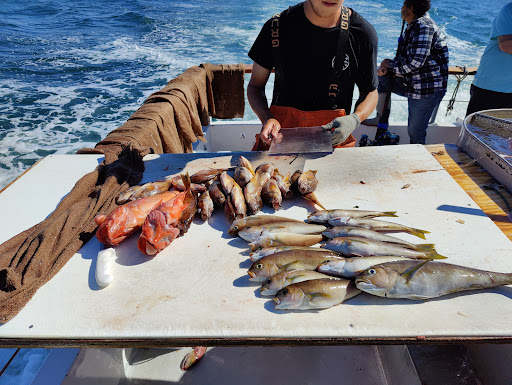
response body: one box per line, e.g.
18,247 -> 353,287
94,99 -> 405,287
427,144 -> 512,240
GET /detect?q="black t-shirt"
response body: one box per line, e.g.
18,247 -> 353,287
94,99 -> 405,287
248,4 -> 378,112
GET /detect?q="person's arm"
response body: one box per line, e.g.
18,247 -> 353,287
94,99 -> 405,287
353,89 -> 378,122
247,62 -> 280,145
498,34 -> 512,54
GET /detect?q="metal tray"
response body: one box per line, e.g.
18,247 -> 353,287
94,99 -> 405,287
457,109 -> 512,193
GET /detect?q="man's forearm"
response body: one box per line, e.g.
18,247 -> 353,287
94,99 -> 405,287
353,89 -> 378,122
247,84 -> 274,123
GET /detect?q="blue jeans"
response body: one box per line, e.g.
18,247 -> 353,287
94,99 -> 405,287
377,74 -> 444,144
407,91 -> 445,144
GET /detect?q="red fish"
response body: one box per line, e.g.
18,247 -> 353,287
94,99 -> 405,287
138,174 -> 196,255
95,190 -> 180,246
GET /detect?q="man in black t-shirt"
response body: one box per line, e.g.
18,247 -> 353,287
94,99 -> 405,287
248,0 -> 378,149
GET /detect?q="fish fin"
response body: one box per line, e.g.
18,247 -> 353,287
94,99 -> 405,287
408,228 -> 430,240
284,172 -> 290,182
181,172 -> 191,191
347,238 -> 370,245
288,274 -> 308,283
306,292 -> 331,302
382,211 -> 398,218
281,261 -> 299,270
400,259 -> 432,283
265,225 -> 288,231
415,244 -> 447,259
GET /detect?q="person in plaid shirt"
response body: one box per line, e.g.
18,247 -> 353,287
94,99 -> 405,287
364,0 -> 448,144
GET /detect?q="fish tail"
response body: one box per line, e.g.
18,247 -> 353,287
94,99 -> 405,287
416,244 -> 446,259
382,211 -> 398,217
181,172 -> 191,191
408,228 -> 430,240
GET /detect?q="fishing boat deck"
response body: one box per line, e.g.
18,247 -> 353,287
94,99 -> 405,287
427,143 -> 512,241
0,144 -> 511,348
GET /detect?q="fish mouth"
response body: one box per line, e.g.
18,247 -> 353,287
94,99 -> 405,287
273,297 -> 281,304
355,278 -> 370,285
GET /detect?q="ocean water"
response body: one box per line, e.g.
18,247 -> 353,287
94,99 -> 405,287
0,0 -> 509,190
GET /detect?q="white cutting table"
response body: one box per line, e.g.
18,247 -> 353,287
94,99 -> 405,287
1,145 -> 512,347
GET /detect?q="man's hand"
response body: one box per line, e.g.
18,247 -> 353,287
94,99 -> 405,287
321,113 -> 361,146
260,118 -> 281,145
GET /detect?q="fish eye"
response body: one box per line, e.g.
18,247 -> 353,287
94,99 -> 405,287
368,268 -> 377,275
265,279 -> 272,285
233,225 -> 239,231
280,288 -> 288,296
256,263 -> 263,269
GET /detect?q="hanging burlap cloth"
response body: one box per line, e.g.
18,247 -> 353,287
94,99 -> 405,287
0,63 -> 245,323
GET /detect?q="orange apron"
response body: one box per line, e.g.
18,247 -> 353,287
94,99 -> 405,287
252,105 -> 356,151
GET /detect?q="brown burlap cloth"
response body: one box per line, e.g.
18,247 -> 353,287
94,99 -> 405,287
0,63 -> 245,323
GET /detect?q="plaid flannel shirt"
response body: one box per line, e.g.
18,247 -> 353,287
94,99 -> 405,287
388,13 -> 449,99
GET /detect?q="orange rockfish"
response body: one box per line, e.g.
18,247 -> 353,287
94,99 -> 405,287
137,174 -> 195,256
95,190 -> 181,246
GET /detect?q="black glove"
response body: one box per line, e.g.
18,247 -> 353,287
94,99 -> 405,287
321,113 -> 361,146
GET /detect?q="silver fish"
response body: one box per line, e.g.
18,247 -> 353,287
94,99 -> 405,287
249,231 -> 324,251
321,237 -> 445,259
322,226 -> 426,250
261,270 -> 335,296
307,209 -> 398,224
273,278 -> 361,310
355,260 -> 512,300
228,215 -> 303,236
239,222 -> 326,243
318,256 -> 410,278
327,217 -> 430,240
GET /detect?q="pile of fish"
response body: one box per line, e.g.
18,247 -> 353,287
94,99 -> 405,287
95,156 -> 326,257
95,174 -> 198,256
230,210 -> 512,310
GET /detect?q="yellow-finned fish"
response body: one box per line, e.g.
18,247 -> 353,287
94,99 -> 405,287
318,256 -> 411,278
322,226 -> 425,250
239,222 -> 326,242
228,215 -> 303,236
273,278 -> 361,310
249,246 -> 331,261
249,231 -> 324,251
327,217 -> 430,240
261,270 -> 335,296
356,260 -> 512,300
321,237 -> 445,259
247,248 -> 343,281
307,209 -> 398,224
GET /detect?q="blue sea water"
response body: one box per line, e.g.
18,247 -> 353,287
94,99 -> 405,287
0,0 -> 510,190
